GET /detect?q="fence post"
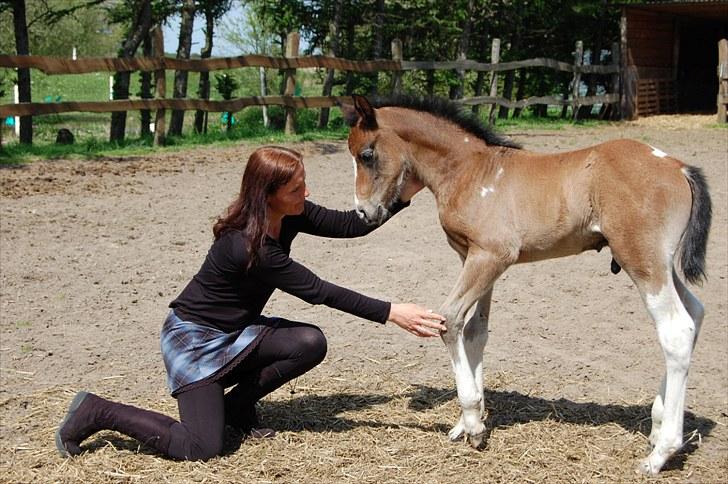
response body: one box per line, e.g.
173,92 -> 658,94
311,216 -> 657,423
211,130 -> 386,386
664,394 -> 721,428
152,25 -> 166,146
13,84 -> 20,136
718,39 -> 727,123
391,39 -> 403,94
488,38 -> 500,124
572,40 -> 583,120
284,31 -> 300,136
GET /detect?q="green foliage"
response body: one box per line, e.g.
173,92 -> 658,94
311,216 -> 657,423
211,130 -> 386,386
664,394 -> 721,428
0,0 -> 124,57
215,73 -> 239,100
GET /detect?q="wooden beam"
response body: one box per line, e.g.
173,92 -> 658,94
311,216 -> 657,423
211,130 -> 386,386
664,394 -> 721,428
0,96 -> 356,117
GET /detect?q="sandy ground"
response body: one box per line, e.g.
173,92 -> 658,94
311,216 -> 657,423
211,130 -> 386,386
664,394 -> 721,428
0,117 -> 726,483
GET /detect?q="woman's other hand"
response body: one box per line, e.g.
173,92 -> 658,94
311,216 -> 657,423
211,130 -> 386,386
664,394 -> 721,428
388,303 -> 446,337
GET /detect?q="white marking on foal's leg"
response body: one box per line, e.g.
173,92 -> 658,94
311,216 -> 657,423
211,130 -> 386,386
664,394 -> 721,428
650,272 -> 705,451
649,145 -> 668,158
639,278 -> 695,475
450,334 -> 486,447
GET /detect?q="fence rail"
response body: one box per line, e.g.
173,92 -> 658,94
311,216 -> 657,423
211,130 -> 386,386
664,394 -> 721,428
1,35 -> 621,145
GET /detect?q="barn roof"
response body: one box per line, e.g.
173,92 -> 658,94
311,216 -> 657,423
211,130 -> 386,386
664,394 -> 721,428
616,1 -> 728,21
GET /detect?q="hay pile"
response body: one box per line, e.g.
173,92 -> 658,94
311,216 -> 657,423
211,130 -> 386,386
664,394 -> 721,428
1,369 -> 722,483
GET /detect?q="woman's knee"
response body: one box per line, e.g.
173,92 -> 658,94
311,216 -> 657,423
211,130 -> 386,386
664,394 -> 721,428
187,439 -> 223,461
296,325 -> 327,364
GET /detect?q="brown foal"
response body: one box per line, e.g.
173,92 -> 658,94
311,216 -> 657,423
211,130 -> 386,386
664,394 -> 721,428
342,94 -> 711,475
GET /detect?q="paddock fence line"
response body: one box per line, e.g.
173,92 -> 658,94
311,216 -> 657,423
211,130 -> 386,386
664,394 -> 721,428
0,33 -> 621,145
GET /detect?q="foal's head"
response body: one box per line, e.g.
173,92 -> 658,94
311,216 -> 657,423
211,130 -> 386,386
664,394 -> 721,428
342,95 -> 415,225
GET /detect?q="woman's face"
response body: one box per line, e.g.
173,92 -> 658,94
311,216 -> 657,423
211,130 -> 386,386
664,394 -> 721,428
267,163 -> 309,217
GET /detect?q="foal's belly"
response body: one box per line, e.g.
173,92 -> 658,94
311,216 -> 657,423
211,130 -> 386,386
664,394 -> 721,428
515,231 -> 606,264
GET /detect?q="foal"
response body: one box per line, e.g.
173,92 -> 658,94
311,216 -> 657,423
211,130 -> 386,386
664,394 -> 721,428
341,94 -> 711,475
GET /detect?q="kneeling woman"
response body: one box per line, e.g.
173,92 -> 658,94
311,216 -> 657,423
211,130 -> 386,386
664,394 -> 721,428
56,146 -> 445,461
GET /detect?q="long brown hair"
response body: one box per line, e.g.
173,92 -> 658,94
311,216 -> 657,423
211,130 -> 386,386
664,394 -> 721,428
213,146 -> 303,268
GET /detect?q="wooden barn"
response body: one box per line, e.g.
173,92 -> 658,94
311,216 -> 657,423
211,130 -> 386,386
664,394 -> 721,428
618,0 -> 728,119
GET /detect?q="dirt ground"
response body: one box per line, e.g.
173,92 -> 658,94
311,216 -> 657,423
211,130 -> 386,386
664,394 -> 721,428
1,116 -> 726,483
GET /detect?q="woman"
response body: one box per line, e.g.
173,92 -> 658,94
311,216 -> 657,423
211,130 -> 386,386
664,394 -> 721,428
56,146 -> 446,461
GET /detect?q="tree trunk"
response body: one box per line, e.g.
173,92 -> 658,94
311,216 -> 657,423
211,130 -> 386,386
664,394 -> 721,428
512,70 -> 527,118
426,71 -> 435,97
471,25 -> 489,114
344,18 -> 355,95
140,30 -> 153,137
194,9 -> 214,134
452,0 -> 473,100
369,0 -> 384,94
12,0 -> 32,144
497,71 -> 514,119
110,0 -> 153,143
168,0 -> 195,137
318,0 -> 343,128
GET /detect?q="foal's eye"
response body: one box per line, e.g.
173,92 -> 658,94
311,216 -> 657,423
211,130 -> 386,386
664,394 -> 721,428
359,148 -> 375,166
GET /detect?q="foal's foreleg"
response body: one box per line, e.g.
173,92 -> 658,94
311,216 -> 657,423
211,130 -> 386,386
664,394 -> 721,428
446,290 -> 493,443
440,251 -> 503,449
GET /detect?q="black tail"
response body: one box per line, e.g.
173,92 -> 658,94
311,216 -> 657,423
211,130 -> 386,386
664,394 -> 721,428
681,166 -> 712,285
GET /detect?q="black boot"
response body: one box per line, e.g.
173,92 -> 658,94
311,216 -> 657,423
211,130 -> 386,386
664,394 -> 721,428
56,391 -> 176,457
224,388 -> 275,438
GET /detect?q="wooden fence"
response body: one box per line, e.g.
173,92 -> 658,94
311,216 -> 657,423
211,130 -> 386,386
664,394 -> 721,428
0,34 -> 620,146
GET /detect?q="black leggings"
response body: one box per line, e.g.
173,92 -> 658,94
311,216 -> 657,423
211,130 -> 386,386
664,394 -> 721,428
164,319 -> 326,460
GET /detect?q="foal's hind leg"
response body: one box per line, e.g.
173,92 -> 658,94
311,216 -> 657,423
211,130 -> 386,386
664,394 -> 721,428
632,268 -> 698,476
649,270 -> 704,449
447,289 -> 492,442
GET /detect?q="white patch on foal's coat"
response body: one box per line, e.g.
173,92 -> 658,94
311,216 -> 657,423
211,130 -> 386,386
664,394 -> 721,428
649,145 -> 668,158
479,167 -> 504,198
464,137 -> 469,143
479,186 -> 495,197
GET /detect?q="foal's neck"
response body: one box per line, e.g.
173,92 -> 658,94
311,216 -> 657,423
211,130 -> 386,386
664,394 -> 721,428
392,112 -> 498,201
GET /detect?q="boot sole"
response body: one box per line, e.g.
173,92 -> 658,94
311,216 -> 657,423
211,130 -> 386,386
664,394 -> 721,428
55,391 -> 90,458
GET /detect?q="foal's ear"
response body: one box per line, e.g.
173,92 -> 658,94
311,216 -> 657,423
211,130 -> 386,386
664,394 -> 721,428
340,101 -> 359,127
353,94 -> 377,129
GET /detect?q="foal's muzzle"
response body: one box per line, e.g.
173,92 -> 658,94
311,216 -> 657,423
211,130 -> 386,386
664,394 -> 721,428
355,204 -> 389,226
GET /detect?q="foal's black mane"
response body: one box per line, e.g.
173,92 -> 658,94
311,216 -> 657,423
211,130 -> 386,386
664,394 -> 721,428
370,94 -> 522,149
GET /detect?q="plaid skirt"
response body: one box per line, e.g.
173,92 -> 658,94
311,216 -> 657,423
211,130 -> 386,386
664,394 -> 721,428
160,309 -> 277,396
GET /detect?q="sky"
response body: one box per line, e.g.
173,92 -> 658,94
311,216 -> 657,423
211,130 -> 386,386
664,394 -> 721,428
163,5 -> 243,57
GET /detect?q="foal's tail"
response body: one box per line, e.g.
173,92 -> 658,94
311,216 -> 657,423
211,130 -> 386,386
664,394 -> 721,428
680,166 -> 712,285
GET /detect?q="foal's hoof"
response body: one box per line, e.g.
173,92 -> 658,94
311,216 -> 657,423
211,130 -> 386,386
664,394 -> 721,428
467,430 -> 486,450
637,458 -> 660,476
447,418 -> 465,441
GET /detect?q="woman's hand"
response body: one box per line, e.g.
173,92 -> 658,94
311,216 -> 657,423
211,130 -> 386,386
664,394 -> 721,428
388,303 -> 447,337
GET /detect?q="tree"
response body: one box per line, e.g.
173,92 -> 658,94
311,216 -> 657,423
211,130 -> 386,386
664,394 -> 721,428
1,1 -> 123,58
318,0 -> 344,128
10,0 -> 32,144
168,0 -> 196,137
194,0 -> 233,134
109,0 -> 154,142
219,3 -> 278,127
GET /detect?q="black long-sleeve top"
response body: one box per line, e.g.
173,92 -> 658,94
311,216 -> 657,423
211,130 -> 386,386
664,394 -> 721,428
169,200 -> 408,332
